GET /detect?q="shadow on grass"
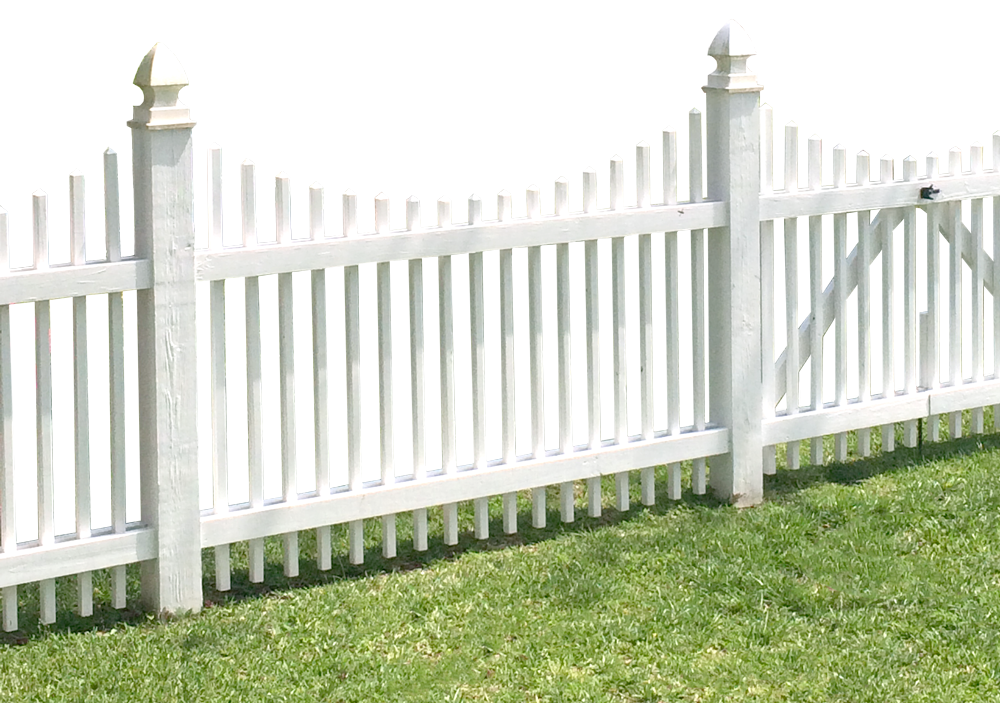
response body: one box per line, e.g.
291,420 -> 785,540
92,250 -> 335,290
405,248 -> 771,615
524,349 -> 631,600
5,427 -> 999,645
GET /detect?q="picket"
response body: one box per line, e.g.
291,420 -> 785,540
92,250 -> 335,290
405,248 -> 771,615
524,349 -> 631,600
5,25 -> 1000,624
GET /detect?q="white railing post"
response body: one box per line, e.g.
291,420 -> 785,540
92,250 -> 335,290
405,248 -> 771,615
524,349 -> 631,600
128,44 -> 202,615
703,21 -> 764,506
532,20 -> 552,93
639,20 -> 660,95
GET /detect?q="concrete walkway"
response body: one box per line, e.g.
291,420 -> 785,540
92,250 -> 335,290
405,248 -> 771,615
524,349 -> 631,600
444,93 -> 630,117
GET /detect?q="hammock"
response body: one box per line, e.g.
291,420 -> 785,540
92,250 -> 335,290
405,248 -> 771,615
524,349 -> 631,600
899,20 -> 1000,120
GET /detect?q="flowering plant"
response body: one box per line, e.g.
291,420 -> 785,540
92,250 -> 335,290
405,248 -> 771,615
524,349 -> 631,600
110,20 -> 128,44
10,305 -> 73,391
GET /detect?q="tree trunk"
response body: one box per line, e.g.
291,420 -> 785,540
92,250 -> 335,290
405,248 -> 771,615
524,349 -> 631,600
892,20 -> 924,137
306,20 -> 351,46
844,20 -> 896,134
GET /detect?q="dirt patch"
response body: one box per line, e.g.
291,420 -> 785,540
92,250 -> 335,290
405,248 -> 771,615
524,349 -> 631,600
822,134 -> 969,157
358,178 -> 438,232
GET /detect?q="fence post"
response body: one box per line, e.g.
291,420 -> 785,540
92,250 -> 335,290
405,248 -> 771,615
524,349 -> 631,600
532,20 -> 552,93
703,21 -> 764,506
128,44 -> 202,614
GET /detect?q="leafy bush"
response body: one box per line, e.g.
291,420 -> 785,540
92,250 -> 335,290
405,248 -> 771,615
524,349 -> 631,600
0,20 -> 111,262
50,22 -> 389,256
348,21 -> 454,191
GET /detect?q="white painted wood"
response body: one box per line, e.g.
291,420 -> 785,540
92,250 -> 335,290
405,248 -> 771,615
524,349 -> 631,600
925,154 -> 941,442
555,177 -> 574,523
374,194 -> 399,557
0,528 -> 156,590
688,109 -> 705,203
664,123 -> 686,500
198,200 -> 726,282
527,185 -> 547,528
856,151 -> 872,456
105,149 -> 127,607
636,142 -> 655,506
760,105 -> 776,476
467,195 -> 489,538
765,394 -> 929,446
610,155 -> 629,511
409,196 -> 431,545
689,110 -> 708,493
498,190 -> 517,534
832,146 -> 848,460
783,124 -> 801,469
808,135 -> 824,465
343,190 -> 364,565
704,26 -> 764,505
201,428 -> 731,547
129,47 -> 202,614
636,142 -> 650,210
690,229 -> 708,495
309,183 -> 332,570
929,378 -> 1000,415
969,145 -> 984,434
994,134 -> 1000,430
208,149 -> 230,591
275,175 -> 299,577
879,155 -> 896,452
948,149 -> 964,440
33,191 -> 56,624
429,196 -> 453,551
0,260 -> 150,306
68,173 -> 94,616
902,156 -> 919,447
582,171 -> 601,516
0,207 -> 17,631
664,128 -> 678,206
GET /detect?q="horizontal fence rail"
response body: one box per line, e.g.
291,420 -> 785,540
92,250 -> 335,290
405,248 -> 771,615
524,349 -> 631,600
1,23 -> 1000,627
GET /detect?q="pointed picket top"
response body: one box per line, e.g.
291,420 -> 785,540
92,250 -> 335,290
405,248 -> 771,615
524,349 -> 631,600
690,107 -> 701,115
854,149 -> 871,185
903,155 -> 918,182
497,190 -> 512,222
129,43 -> 194,129
243,158 -> 254,167
880,155 -> 894,183
949,146 -> 963,175
374,193 -> 389,235
467,194 -> 482,225
970,143 -> 983,173
437,197 -> 452,228
554,177 -> 569,216
104,147 -> 116,156
926,152 -> 939,179
406,196 -> 421,230
342,190 -> 358,237
309,184 -> 325,240
526,185 -> 541,219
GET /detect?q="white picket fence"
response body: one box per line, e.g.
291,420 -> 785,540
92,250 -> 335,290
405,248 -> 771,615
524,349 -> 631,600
1,20 -> 1000,628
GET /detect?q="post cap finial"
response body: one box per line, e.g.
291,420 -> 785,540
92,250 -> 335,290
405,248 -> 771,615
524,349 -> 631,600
128,43 -> 195,130
705,20 -> 762,93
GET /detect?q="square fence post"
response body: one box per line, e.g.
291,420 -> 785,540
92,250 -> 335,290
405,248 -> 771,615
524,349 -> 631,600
128,44 -> 202,615
704,22 -> 764,506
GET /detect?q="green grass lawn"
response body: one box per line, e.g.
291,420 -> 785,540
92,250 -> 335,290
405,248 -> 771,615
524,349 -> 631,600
3,423 -> 1000,701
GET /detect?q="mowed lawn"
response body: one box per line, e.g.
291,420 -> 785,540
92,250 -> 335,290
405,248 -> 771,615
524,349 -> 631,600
2,429 -> 1000,702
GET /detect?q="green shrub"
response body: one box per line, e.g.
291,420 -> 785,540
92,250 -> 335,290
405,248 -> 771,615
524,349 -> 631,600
51,21 -> 389,256
348,21 -> 454,191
